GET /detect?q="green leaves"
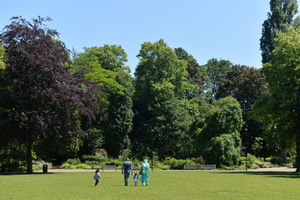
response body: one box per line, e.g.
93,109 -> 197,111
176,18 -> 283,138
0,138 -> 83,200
253,27 -> 300,170
260,0 -> 298,64
205,58 -> 232,101
0,44 -> 6,70
73,44 -> 134,157
132,40 -> 199,158
196,97 -> 243,166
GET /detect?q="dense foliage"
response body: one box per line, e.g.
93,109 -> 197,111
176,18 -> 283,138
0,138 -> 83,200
195,97 -> 243,166
205,58 -> 232,102
0,17 -> 99,173
72,45 -> 134,157
260,0 -> 298,64
132,40 -> 198,159
1,3 -> 300,172
216,65 -> 268,155
253,28 -> 300,171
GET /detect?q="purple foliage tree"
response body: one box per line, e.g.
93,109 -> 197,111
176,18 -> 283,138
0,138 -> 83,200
0,17 -> 99,173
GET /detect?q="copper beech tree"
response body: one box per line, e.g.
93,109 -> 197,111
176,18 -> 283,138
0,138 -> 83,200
0,17 -> 99,173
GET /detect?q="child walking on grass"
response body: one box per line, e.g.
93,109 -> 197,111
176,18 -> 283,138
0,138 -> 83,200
93,169 -> 101,187
133,173 -> 139,186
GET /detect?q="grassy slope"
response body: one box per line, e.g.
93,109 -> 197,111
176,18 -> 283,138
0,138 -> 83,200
1,171 -> 300,200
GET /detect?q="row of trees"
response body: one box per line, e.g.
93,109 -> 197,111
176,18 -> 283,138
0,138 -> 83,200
1,0 -> 300,172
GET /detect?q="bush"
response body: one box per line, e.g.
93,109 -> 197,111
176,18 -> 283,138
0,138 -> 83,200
60,158 -> 81,169
75,163 -> 90,169
81,155 -> 107,162
65,158 -> 81,165
163,157 -> 171,166
196,156 -> 206,165
270,156 -> 283,165
0,147 -> 27,172
32,160 -> 52,171
240,154 -> 257,169
105,158 -> 123,167
119,149 -> 132,161
60,163 -> 75,169
95,148 -> 108,158
240,154 -> 273,169
169,158 -> 197,169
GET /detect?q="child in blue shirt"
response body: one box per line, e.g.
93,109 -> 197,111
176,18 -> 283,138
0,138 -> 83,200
133,173 -> 139,186
93,169 -> 101,187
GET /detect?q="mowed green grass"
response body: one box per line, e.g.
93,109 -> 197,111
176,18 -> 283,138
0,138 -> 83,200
1,171 -> 300,200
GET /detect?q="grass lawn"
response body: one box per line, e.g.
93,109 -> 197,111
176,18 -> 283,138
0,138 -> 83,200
1,170 -> 300,200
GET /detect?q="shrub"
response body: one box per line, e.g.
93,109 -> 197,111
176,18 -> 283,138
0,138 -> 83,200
65,158 -> 81,165
169,158 -> 197,169
75,163 -> 90,169
60,163 -> 75,169
95,148 -> 108,158
81,155 -> 107,162
119,149 -> 132,161
196,156 -> 206,165
106,158 -> 123,167
163,157 -> 171,165
32,160 -> 52,171
270,156 -> 283,165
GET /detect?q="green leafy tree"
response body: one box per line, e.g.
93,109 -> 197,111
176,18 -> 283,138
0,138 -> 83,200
0,17 -> 99,173
205,58 -> 232,102
260,0 -> 298,64
196,97 -> 243,166
80,128 -> 104,155
73,45 -> 134,156
251,94 -> 294,162
132,40 -> 196,158
252,137 -> 264,157
174,47 -> 208,97
102,66 -> 134,157
253,28 -> 300,171
216,65 -> 268,154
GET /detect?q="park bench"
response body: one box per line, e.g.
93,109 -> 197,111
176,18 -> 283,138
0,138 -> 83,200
183,165 -> 198,170
202,164 -> 216,170
102,165 -> 117,172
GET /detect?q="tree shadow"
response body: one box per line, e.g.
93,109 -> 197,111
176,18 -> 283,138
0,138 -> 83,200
0,172 -> 59,176
216,171 -> 300,178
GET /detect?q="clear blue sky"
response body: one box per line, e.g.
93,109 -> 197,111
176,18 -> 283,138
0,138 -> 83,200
1,0 -> 281,74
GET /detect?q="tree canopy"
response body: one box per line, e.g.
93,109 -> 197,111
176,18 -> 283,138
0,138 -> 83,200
205,58 -> 232,102
132,40 -> 197,158
216,65 -> 268,153
0,17 -> 99,173
253,27 -> 300,171
73,45 -> 134,157
260,0 -> 298,64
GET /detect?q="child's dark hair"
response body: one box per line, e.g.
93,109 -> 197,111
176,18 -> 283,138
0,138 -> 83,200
95,168 -> 99,173
134,173 -> 137,176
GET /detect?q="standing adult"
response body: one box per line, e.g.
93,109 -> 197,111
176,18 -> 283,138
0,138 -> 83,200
122,158 -> 133,186
139,159 -> 150,186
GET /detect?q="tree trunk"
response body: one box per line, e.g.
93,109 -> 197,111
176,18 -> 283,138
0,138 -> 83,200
280,148 -> 288,164
26,140 -> 33,174
296,133 -> 300,172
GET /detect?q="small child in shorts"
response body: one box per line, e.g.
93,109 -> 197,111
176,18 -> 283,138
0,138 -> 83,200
133,173 -> 139,186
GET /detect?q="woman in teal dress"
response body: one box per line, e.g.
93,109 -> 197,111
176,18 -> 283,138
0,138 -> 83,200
139,159 -> 150,186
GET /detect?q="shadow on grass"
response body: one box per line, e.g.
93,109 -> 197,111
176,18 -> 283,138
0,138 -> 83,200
216,171 -> 300,178
0,172 -> 61,176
